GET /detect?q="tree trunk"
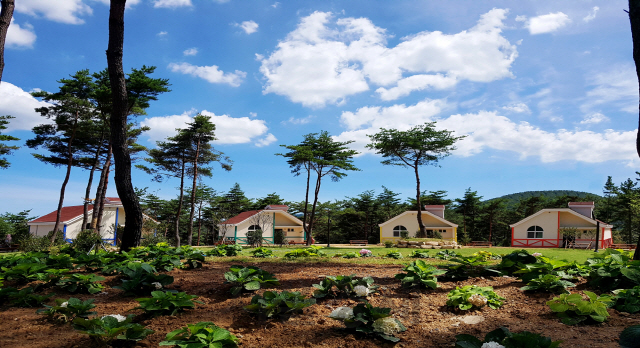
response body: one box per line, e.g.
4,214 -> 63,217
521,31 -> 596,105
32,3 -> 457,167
51,110 -> 79,244
302,163 -> 311,244
107,0 -> 142,252
0,0 -> 15,83
414,163 -> 425,237
630,0 -> 640,259
196,199 -> 203,246
82,135 -> 104,231
96,162 -> 110,235
187,137 -> 201,246
307,170 -> 322,245
93,144 -> 111,233
174,159 -> 185,247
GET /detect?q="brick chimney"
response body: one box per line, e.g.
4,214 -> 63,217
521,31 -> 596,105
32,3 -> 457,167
568,202 -> 594,218
424,205 -> 445,218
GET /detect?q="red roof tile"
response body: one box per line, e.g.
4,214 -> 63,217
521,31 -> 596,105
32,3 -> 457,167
222,210 -> 261,225
30,205 -> 93,223
568,202 -> 594,206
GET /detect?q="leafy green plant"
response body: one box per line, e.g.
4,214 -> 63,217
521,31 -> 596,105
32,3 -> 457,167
446,285 -> 505,310
159,321 -> 239,347
222,244 -> 243,256
620,325 -> 640,348
329,301 -> 406,342
564,261 -> 591,278
73,253 -> 115,272
206,246 -> 228,257
37,297 -> 97,322
1,263 -> 49,283
546,291 -> 614,325
496,249 -> 537,275
312,275 -> 378,299
135,290 -> 202,316
443,255 -> 496,280
73,229 -> 105,253
182,250 -> 206,269
113,262 -> 174,295
409,250 -> 430,258
244,290 -> 316,320
434,249 -> 461,260
382,250 -> 403,259
342,251 -> 360,259
471,250 -> 501,261
586,249 -> 640,291
5,286 -> 53,307
521,274 -> 576,294
395,260 -> 446,289
613,286 -> 640,314
455,326 -> 562,348
72,314 -> 153,345
224,265 -> 280,296
514,257 -> 572,283
150,254 -> 182,272
57,273 -> 105,294
284,246 -> 326,258
250,247 -> 274,258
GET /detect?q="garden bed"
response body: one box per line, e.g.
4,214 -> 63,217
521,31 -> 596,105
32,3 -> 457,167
0,259 -> 636,347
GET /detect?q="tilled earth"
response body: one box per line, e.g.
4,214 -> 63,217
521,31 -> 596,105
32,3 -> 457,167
0,261 -> 637,348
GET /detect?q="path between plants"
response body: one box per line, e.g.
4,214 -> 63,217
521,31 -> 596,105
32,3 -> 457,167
0,261 -> 635,347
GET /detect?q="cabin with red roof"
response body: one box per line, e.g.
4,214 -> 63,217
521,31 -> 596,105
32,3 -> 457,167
27,197 -> 128,244
509,202 -> 613,248
219,205 -> 306,244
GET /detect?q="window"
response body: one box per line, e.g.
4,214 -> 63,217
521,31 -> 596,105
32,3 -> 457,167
393,225 -> 407,237
527,225 -> 543,238
248,225 -> 261,232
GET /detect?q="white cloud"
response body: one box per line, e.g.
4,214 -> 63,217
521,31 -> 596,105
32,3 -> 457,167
282,115 -> 314,125
249,112 -> 257,118
334,99 -> 635,164
140,110 -> 272,146
526,12 -> 570,35
183,47 -> 198,56
502,102 -> 531,114
259,9 -> 517,107
583,65 -> 639,113
515,15 -> 527,22
157,31 -> 168,37
583,6 -> 599,23
152,0 -> 192,8
580,112 -> 609,125
168,62 -> 246,87
6,19 -> 36,48
91,0 -> 142,8
272,2 -> 280,8
237,20 -> 259,34
255,133 -> 277,147
0,82 -> 53,131
17,0 -> 92,25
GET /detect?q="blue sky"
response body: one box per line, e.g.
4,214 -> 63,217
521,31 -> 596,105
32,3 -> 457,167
1,0 -> 638,217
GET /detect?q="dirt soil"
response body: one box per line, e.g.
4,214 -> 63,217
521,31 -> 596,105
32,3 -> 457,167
0,261 -> 637,348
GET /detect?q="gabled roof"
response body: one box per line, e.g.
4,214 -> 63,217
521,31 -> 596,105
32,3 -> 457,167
378,210 -> 458,228
509,208 -> 613,228
221,209 -> 304,226
30,205 -> 93,223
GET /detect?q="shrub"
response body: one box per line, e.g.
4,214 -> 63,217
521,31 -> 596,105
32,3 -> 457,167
446,285 -> 505,310
312,275 -> 378,299
514,257 -> 572,283
150,254 -> 183,272
244,290 -> 316,320
434,249 -> 460,260
400,230 -> 409,239
384,240 -> 395,248
546,291 -> 614,325
382,250 -> 403,259
72,314 -> 153,345
250,247 -> 274,258
224,265 -> 280,296
140,234 -> 170,247
18,235 -> 53,252
284,246 -> 325,258
586,249 -> 640,291
73,229 -> 105,253
455,326 -> 562,348
246,229 -> 263,247
274,230 -> 285,246
328,301 -> 406,342
181,249 -> 206,269
159,322 -> 239,347
496,249 -> 537,275
395,260 -> 446,289
613,286 -> 640,313
135,291 -> 202,316
57,273 -> 105,294
113,262 -> 174,295
37,297 -> 97,322
521,274 -> 576,294
222,244 -> 243,256
409,250 -> 430,258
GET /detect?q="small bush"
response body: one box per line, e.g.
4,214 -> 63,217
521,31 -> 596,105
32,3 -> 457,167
400,230 -> 409,239
246,229 -> 263,247
18,235 -> 53,252
73,230 -> 105,253
395,260 -> 446,289
274,230 -> 285,246
244,290 -> 316,320
384,240 -> 395,248
447,285 -> 505,310
251,247 -> 274,258
382,250 -> 403,259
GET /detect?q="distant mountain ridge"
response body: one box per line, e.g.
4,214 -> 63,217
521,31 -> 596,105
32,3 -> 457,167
486,190 -> 602,207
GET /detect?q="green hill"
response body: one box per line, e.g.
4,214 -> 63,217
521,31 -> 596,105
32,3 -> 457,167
487,190 -> 602,208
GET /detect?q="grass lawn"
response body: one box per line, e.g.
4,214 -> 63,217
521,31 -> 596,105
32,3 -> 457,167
199,245 -> 602,265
